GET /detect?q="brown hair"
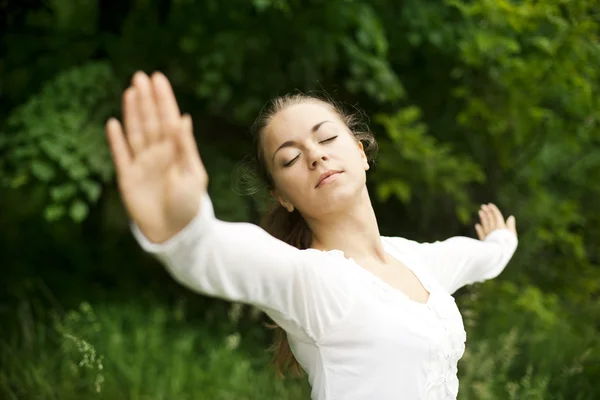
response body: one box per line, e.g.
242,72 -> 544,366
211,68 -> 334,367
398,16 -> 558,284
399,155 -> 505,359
246,93 -> 378,377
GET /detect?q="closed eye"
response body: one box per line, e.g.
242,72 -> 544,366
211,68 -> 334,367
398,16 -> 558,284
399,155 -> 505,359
283,155 -> 300,167
320,136 -> 338,143
283,136 -> 337,167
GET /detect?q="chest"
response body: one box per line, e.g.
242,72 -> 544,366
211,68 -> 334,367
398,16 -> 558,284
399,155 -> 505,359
327,257 -> 467,358
358,256 -> 431,304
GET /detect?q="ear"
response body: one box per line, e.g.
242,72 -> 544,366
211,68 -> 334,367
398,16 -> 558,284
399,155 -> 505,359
271,189 -> 295,212
357,141 -> 370,171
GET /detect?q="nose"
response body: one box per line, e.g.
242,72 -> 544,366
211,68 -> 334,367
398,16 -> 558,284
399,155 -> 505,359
307,145 -> 329,169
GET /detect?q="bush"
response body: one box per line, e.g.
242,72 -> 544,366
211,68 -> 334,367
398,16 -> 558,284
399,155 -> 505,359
0,300 -> 310,400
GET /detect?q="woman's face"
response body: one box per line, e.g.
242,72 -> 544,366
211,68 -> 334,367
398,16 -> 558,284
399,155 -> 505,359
262,102 -> 370,218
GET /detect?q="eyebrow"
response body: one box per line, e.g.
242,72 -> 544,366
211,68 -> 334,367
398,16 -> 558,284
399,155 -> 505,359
271,120 -> 331,162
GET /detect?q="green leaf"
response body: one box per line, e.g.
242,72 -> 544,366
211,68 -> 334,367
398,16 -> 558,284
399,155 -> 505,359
456,204 -> 471,225
68,162 -> 89,180
69,200 -> 89,223
51,183 -> 78,202
9,171 -> 29,189
80,180 -> 102,203
31,160 -> 56,182
44,204 -> 66,222
377,180 -> 411,203
531,36 -> 555,55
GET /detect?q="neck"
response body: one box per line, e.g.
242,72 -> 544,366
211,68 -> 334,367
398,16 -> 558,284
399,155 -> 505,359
306,187 -> 387,263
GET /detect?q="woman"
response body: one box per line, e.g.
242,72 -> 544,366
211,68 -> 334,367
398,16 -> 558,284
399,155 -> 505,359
105,71 -> 518,399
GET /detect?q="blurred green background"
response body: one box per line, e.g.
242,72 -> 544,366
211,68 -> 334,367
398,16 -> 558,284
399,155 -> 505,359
1,0 -> 599,399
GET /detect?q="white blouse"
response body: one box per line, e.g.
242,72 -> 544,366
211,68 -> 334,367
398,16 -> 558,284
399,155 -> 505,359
132,193 -> 518,400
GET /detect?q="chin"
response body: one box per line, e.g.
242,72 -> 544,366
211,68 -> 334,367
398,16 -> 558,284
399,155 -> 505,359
316,182 -> 364,212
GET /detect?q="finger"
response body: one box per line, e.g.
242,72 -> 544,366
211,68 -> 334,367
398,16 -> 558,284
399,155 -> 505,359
479,207 -> 490,233
488,203 -> 506,228
507,215 -> 517,235
151,72 -> 181,137
133,71 -> 161,144
177,114 -> 205,175
123,87 -> 145,156
475,223 -> 485,240
105,118 -> 132,178
483,204 -> 495,232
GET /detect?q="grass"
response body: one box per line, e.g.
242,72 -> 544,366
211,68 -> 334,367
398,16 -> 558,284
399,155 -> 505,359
0,299 -> 310,400
1,287 -> 598,399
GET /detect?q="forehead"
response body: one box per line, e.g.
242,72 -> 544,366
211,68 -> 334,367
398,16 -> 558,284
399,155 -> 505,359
263,102 -> 341,149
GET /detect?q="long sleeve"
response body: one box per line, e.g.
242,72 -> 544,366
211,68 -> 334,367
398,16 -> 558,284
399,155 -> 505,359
387,229 -> 518,294
130,192 -> 354,341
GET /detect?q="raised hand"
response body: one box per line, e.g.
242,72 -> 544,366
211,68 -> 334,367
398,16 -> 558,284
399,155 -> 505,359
105,71 -> 208,243
475,203 -> 517,240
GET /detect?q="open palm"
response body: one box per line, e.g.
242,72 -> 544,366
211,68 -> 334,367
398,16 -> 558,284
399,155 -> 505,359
105,72 -> 208,243
475,203 -> 517,240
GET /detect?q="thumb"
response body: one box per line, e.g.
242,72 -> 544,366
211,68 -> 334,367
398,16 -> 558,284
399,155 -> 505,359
507,215 -> 517,235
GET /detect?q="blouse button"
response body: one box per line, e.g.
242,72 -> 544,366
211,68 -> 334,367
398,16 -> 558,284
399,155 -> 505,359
445,353 -> 450,360
442,376 -> 447,384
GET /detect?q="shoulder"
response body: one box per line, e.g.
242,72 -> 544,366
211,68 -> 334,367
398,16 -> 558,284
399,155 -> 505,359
381,235 -> 428,252
380,235 -> 453,272
381,235 -> 433,268
382,234 -> 476,252
296,248 -> 358,281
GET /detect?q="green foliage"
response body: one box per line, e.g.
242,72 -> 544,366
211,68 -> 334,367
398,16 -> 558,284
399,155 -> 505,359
458,281 -> 600,399
444,0 -> 600,303
374,106 -> 485,224
1,301 -> 309,400
167,0 -> 403,122
0,62 -> 118,223
459,329 -> 551,400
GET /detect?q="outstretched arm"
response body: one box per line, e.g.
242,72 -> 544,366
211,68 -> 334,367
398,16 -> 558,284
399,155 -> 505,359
105,72 -> 353,341
423,203 -> 518,294
387,204 -> 518,294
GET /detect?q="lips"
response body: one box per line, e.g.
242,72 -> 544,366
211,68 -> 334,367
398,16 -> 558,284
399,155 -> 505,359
316,170 -> 343,188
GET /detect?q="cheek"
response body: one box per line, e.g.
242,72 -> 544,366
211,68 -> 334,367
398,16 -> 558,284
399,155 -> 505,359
338,141 -> 365,166
271,168 -> 308,198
